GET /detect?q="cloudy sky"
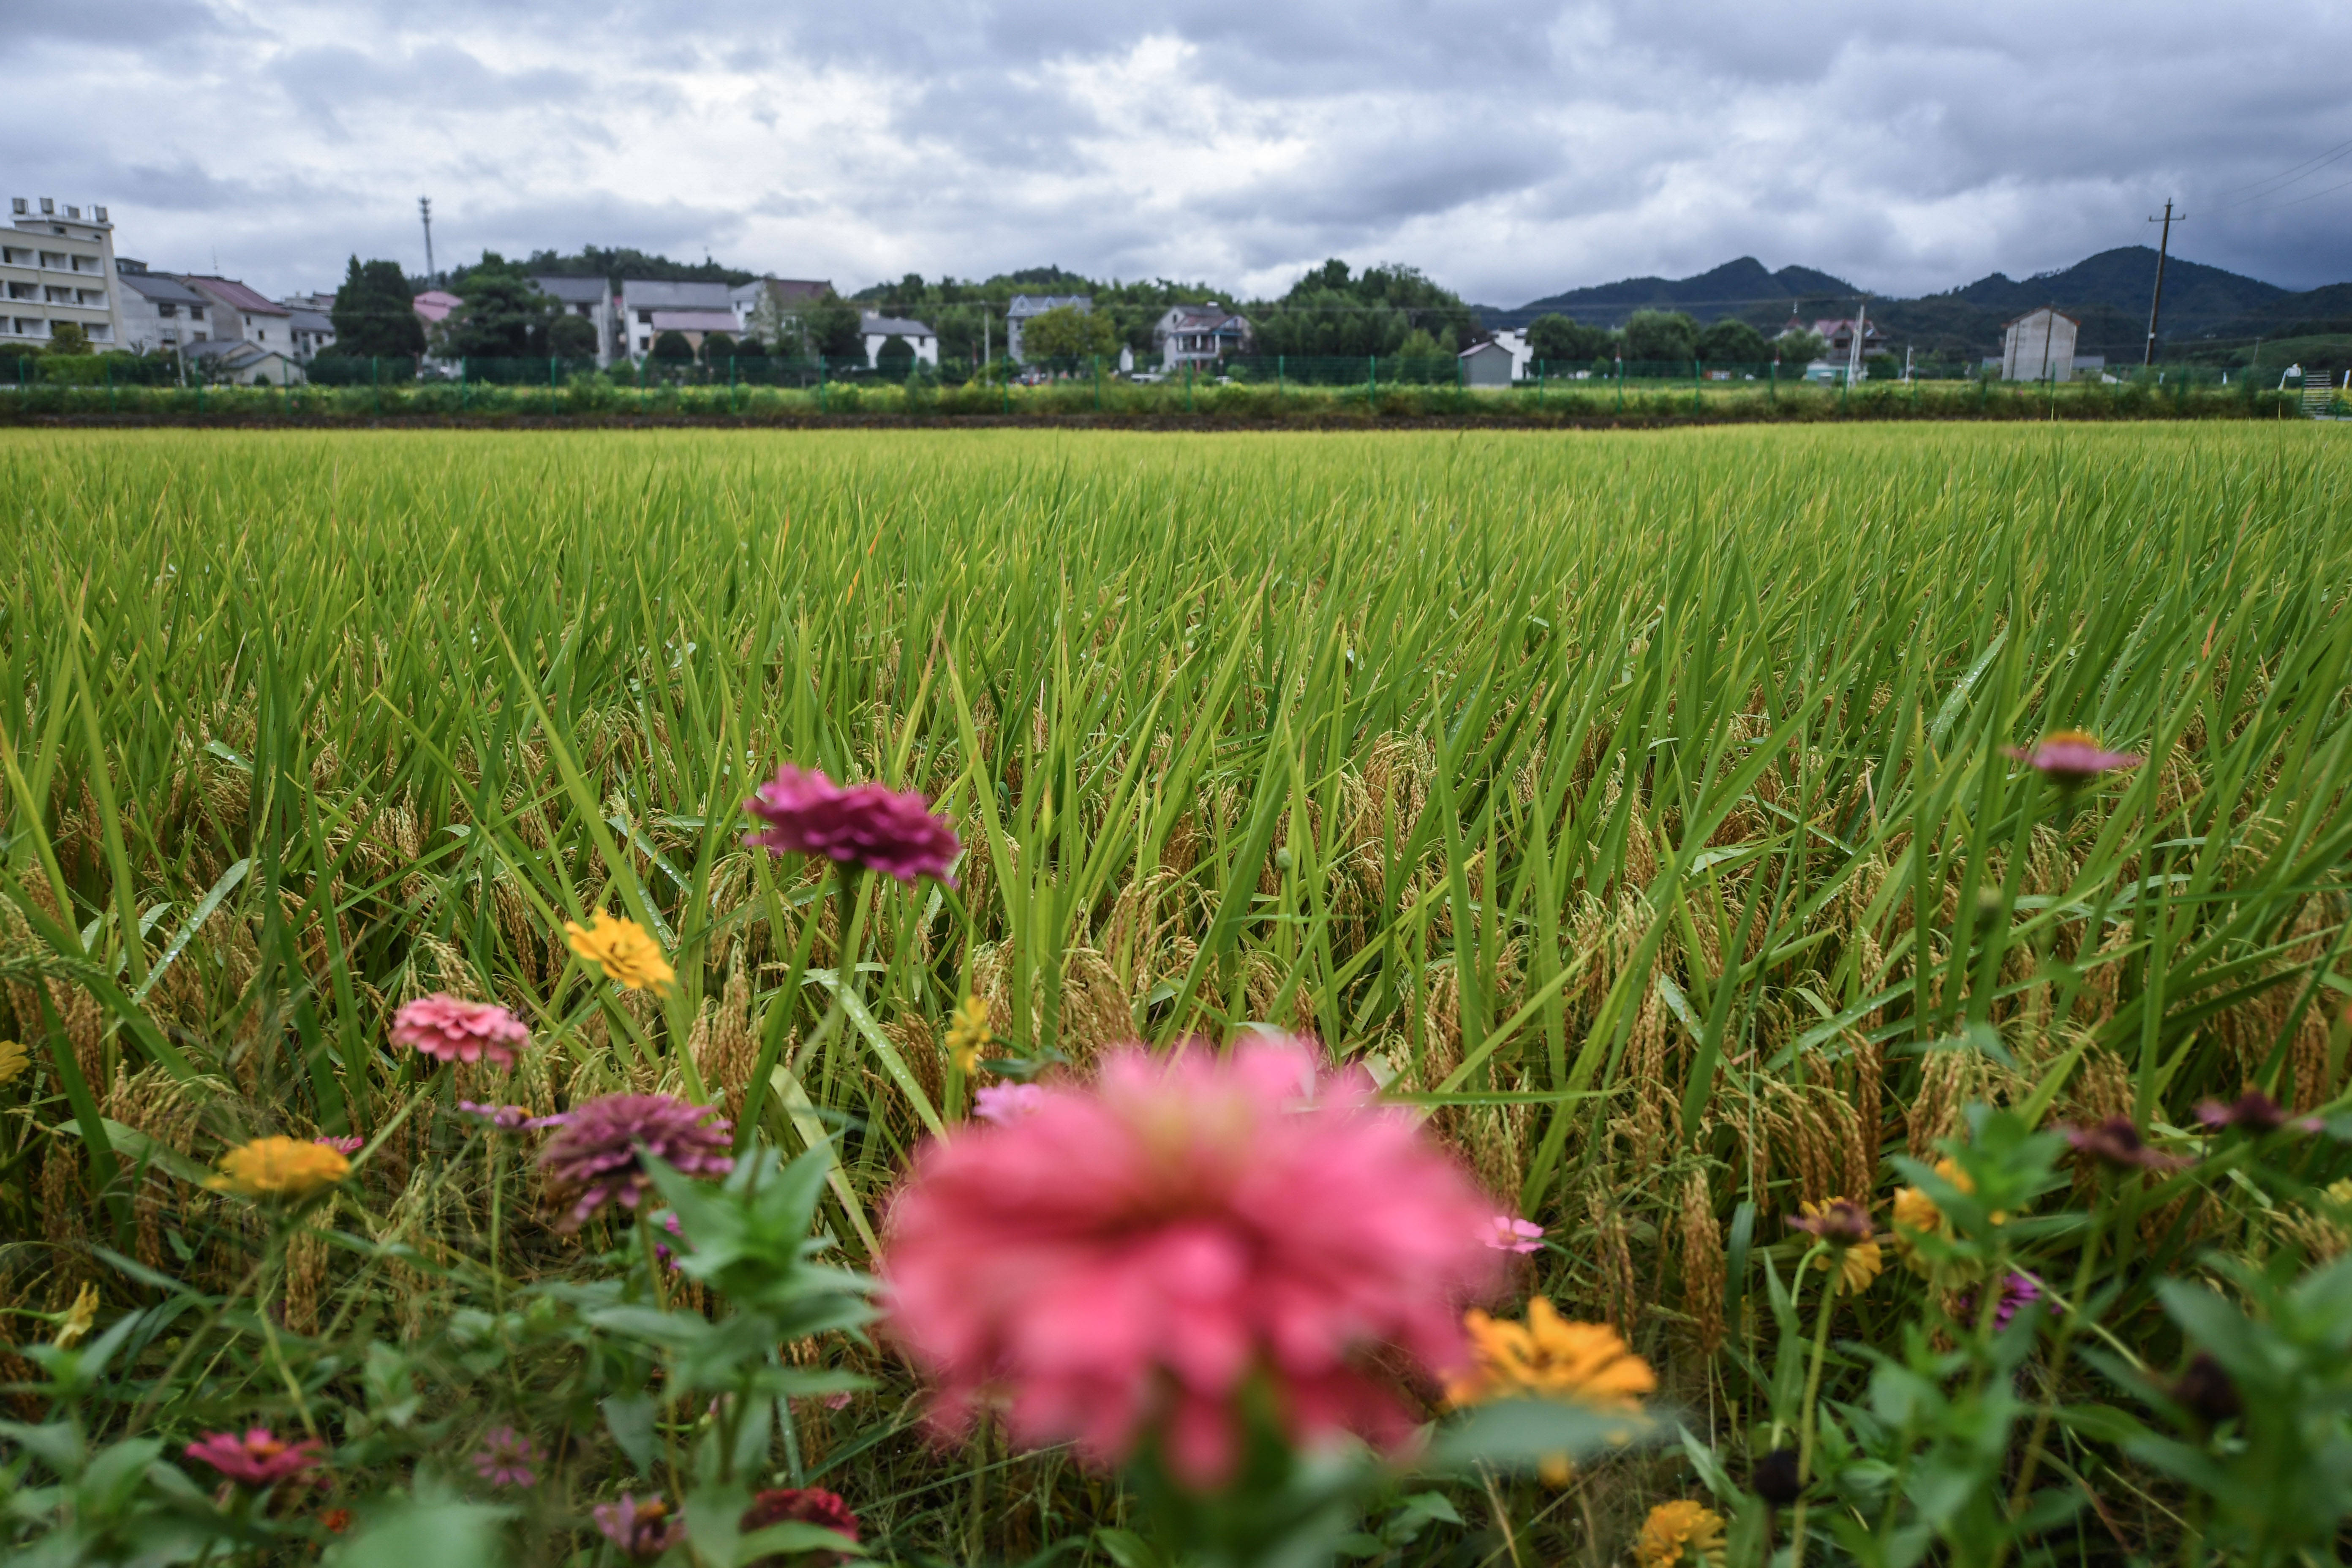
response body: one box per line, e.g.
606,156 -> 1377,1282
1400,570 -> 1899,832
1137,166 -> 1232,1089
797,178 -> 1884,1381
11,0 -> 2352,305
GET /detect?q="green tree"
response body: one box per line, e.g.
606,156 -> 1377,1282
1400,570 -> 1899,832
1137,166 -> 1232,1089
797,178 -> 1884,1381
650,329 -> 694,362
447,253 -> 558,359
875,335 -> 915,379
1622,310 -> 1699,364
44,322 -> 91,356
330,257 -> 426,359
548,313 -> 599,360
701,330 -> 736,364
1251,259 -> 1470,362
1775,328 -> 1828,362
806,295 -> 863,362
1021,304 -> 1116,361
1696,318 -> 1769,364
1526,314 -> 1612,364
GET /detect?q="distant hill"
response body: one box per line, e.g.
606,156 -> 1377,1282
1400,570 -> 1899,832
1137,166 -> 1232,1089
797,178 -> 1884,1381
1473,257 -> 1863,330
1480,246 -> 2342,363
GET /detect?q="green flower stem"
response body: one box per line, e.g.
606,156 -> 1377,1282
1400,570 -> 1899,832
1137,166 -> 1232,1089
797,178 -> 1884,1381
1994,1190 -> 2110,1567
1789,1247 -> 1840,1568
737,857 -> 838,1150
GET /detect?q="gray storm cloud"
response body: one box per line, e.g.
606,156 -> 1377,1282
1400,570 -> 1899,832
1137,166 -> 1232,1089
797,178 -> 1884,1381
7,0 -> 2347,299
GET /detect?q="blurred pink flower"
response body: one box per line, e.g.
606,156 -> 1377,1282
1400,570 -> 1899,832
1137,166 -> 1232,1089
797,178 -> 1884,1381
973,1083 -> 1048,1124
2195,1090 -> 2322,1135
390,993 -> 531,1067
743,764 -> 961,885
458,1100 -> 565,1131
472,1425 -> 539,1488
184,1427 -> 324,1487
1481,1214 -> 1545,1253
881,1037 -> 1503,1489
2004,730 -> 2140,787
593,1493 -> 684,1559
313,1135 -> 364,1156
740,1487 -> 859,1566
539,1094 -> 734,1231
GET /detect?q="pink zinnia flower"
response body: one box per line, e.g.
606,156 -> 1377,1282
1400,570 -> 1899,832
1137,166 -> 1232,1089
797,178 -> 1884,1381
593,1493 -> 685,1559
313,1135 -> 364,1156
2004,730 -> 2140,787
472,1425 -> 539,1488
881,1037 -> 1504,1489
740,1487 -> 859,1566
972,1083 -> 1048,1124
743,764 -> 961,885
183,1426 -> 325,1487
390,993 -> 531,1067
1481,1213 -> 1545,1253
538,1094 -> 734,1231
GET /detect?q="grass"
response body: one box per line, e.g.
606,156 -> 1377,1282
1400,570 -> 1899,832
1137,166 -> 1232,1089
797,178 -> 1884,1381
2,423 -> 2349,1563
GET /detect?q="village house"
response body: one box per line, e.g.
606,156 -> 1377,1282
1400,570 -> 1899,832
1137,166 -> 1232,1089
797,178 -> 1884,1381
859,310 -> 939,370
1006,294 -> 1091,362
1152,303 -> 1252,370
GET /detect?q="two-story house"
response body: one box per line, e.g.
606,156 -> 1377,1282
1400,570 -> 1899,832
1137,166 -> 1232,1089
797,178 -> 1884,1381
1006,294 -> 1091,362
531,275 -> 617,365
1152,303 -> 1251,370
114,261 -> 213,355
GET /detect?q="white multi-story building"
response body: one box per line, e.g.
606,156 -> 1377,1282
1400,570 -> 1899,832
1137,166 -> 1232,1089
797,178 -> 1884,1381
115,262 -> 215,355
619,280 -> 735,359
531,275 -> 617,366
3,196 -> 126,351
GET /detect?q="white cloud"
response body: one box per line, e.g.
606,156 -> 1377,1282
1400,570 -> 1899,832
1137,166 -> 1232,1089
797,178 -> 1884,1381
5,0 -> 2348,301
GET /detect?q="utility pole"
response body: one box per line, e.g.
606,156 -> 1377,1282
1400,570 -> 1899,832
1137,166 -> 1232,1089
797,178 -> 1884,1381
2144,199 -> 2183,368
1846,301 -> 1867,384
419,196 -> 437,288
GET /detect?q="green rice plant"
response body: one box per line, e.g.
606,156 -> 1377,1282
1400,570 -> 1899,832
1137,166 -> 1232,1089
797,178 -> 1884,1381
0,424 -> 2347,1563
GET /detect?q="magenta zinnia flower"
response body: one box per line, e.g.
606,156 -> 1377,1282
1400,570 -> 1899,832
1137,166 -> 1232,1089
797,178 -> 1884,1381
743,764 -> 961,885
538,1093 -> 734,1231
2005,730 -> 2140,787
472,1425 -> 539,1488
183,1426 -> 325,1487
881,1037 -> 1504,1489
390,993 -> 531,1067
740,1487 -> 860,1566
2195,1090 -> 2322,1135
593,1493 -> 684,1559
313,1135 -> 364,1156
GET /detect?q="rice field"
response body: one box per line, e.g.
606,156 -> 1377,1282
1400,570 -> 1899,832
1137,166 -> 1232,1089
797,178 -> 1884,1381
3,424 -> 2350,1566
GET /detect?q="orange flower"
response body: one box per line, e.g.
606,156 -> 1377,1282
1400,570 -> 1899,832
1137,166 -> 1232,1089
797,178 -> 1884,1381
1637,1500 -> 1727,1568
205,1136 -> 350,1201
1447,1298 -> 1655,1486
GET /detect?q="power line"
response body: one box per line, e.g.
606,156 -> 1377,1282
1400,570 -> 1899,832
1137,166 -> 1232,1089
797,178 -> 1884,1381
2232,169 -> 2352,218
2202,135 -> 2352,212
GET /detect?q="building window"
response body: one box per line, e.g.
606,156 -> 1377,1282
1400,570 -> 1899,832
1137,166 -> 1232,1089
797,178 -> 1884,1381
190,307 -> 205,321
159,302 -> 177,317
39,253 -> 67,270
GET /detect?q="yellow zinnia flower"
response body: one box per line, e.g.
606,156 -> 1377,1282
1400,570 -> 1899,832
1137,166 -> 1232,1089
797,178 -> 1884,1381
565,910 -> 675,994
1448,1297 -> 1656,1409
1893,1157 -> 2006,1275
204,1136 -> 351,1201
55,1282 -> 99,1349
1448,1298 -> 1654,1483
945,994 -> 992,1074
1637,1500 -> 1727,1568
0,1040 -> 29,1086
1795,1200 -> 1884,1293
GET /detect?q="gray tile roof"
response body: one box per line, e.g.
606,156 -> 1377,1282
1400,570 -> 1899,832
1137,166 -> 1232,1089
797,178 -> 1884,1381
1008,294 -> 1091,317
531,275 -> 609,305
118,271 -> 209,306
620,280 -> 732,310
860,313 -> 934,337
286,309 -> 334,334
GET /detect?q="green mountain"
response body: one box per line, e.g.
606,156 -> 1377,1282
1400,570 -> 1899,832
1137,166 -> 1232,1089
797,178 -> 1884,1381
1479,247 -> 2337,364
1474,257 -> 1862,330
